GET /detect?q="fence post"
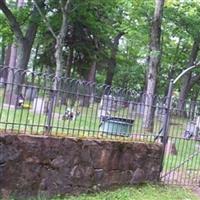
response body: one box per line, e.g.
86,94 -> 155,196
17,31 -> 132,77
160,79 -> 173,172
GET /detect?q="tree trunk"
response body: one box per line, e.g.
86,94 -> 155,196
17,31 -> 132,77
87,59 -> 96,82
32,43 -> 39,82
8,45 -> 17,69
188,90 -> 199,120
53,0 -> 71,90
105,32 -> 124,86
0,40 -> 5,66
54,37 -> 63,90
177,36 -> 200,115
143,0 -> 165,131
7,0 -> 24,68
66,47 -> 73,77
105,58 -> 116,86
3,45 -> 11,68
79,59 -> 96,107
0,40 -> 6,84
6,38 -> 37,104
46,0 -> 71,133
4,0 -> 23,104
1,45 -> 11,82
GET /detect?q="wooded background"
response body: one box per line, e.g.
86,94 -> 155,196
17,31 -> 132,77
0,0 -> 200,130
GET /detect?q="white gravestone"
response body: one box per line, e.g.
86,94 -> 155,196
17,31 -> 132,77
31,98 -> 46,114
100,95 -> 117,112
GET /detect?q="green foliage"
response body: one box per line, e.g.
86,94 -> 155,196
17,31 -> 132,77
1,0 -> 200,97
0,13 -> 13,45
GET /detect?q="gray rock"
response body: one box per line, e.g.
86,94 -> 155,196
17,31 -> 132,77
130,168 -> 145,184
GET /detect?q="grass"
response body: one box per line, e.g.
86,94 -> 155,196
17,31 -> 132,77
62,185 -> 198,200
47,185 -> 199,200
0,102 -> 184,137
6,184 -> 199,200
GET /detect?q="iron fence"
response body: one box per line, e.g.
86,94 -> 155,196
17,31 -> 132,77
0,67 -> 200,186
0,67 -> 165,141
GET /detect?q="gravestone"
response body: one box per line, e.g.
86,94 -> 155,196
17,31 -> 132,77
0,77 -> 4,87
128,101 -> 146,116
128,101 -> 135,111
31,98 -> 46,114
136,103 -> 145,115
128,101 -> 136,118
24,87 -> 38,101
195,116 -> 200,140
196,116 -> 200,129
115,96 -> 124,109
100,95 -> 116,112
155,101 -> 165,117
183,121 -> 197,139
165,140 -> 177,155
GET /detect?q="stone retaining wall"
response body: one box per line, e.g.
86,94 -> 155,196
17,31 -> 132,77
0,134 -> 162,199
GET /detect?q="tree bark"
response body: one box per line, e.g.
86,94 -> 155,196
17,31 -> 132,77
105,32 -> 124,86
0,40 -> 5,66
4,45 -> 11,67
177,36 -> 200,114
66,47 -> 73,77
8,45 -> 17,69
143,0 -> 165,131
7,0 -> 24,75
1,45 -> 11,81
53,0 -> 71,90
188,89 -> 199,120
0,40 -> 6,82
1,0 -> 22,85
87,59 -> 96,82
79,59 -> 97,107
31,43 -> 40,82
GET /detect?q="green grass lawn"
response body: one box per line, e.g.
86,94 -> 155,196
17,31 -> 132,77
0,102 -> 186,137
61,185 -> 198,200
6,185 -> 198,200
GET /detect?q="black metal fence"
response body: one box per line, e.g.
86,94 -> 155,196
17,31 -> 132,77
0,67 -> 199,186
0,67 -> 165,140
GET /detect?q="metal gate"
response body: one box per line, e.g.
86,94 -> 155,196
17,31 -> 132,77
161,98 -> 200,186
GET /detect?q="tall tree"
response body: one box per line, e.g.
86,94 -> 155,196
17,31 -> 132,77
53,0 -> 71,90
8,0 -> 24,76
177,36 -> 200,113
105,32 -> 124,86
143,0 -> 165,131
0,0 -> 44,104
33,0 -> 72,89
